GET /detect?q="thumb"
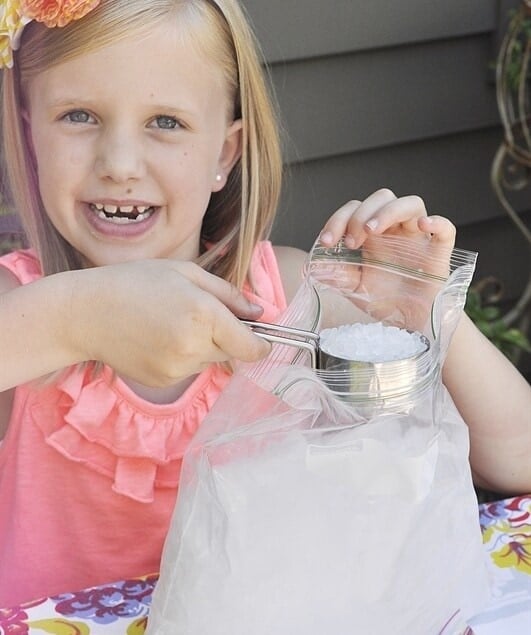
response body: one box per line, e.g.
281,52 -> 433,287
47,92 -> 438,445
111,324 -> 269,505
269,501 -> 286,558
212,309 -> 272,363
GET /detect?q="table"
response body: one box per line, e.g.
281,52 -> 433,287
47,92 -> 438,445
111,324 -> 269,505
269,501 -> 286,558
468,495 -> 531,634
1,496 -> 530,635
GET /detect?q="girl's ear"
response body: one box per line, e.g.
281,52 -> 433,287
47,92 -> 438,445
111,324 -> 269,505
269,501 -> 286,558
212,119 -> 243,191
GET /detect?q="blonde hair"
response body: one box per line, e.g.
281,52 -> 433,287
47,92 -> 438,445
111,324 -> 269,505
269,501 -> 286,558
1,0 -> 282,289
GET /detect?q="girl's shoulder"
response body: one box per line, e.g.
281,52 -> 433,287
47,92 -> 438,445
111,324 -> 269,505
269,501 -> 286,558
272,244 -> 307,304
245,241 -> 306,316
0,249 -> 42,288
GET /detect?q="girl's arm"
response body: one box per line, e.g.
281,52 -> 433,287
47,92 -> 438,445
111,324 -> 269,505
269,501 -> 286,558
0,266 -> 81,439
444,312 -> 531,494
0,267 -> 86,391
0,259 -> 272,437
0,260 -> 270,392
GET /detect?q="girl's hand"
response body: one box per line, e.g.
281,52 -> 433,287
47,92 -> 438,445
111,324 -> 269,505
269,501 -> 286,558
318,188 -> 456,250
313,189 -> 457,331
69,260 -> 271,387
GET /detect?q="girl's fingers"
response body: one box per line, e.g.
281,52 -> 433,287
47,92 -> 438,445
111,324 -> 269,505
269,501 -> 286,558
362,195 -> 428,237
343,189 -> 400,246
178,262 -> 264,319
193,284 -> 272,361
320,189 -> 400,248
167,262 -> 271,362
320,189 -> 424,249
211,305 -> 272,362
418,216 -> 457,276
319,200 -> 362,246
319,190 -> 455,252
418,215 -> 456,245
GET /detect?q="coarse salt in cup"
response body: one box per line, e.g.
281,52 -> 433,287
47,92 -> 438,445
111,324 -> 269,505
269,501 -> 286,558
316,322 -> 432,409
319,322 -> 428,362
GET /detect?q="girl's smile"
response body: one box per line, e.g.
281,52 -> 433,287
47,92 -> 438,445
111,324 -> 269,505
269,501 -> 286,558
83,200 -> 160,238
25,20 -> 242,267
89,203 -> 156,225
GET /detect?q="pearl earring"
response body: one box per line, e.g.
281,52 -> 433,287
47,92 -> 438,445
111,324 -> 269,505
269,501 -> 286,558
215,174 -> 222,182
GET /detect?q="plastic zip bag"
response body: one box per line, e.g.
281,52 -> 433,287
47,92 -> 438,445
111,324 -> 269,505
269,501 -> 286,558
147,236 -> 490,635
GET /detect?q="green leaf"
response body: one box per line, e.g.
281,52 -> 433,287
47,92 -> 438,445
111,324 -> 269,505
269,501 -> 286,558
465,290 -> 478,307
464,277 -> 530,359
481,306 -> 501,321
500,329 -> 531,350
476,321 -> 494,338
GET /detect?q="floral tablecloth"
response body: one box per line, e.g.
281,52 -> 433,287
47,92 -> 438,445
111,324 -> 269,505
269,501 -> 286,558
468,495 -> 531,634
1,496 -> 530,635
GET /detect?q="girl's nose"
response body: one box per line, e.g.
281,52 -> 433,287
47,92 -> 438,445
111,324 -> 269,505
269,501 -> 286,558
94,128 -> 146,183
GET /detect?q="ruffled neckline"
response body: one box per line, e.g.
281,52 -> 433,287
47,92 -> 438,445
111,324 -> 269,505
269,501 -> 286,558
30,363 -> 232,503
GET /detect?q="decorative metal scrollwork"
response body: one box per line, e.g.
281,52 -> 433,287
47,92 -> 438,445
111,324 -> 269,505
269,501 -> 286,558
490,0 -> 531,330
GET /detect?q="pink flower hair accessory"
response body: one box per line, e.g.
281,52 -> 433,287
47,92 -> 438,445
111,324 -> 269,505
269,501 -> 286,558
0,0 -> 100,69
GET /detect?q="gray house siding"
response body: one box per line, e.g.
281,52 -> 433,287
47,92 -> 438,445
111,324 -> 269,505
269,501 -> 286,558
242,0 -> 529,303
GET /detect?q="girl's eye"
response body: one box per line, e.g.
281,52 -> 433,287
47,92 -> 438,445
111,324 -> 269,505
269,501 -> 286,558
63,110 -> 95,124
151,115 -> 181,130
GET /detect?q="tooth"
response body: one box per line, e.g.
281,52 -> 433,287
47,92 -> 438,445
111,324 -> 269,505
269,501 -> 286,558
94,203 -> 104,210
120,206 -> 134,213
95,207 -> 152,224
136,206 -> 148,213
103,204 -> 117,214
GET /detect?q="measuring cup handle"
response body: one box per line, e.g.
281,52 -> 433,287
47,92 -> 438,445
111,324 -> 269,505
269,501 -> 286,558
241,320 -> 319,369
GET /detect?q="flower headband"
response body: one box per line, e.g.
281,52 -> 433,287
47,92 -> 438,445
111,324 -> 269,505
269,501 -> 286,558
0,0 -> 101,69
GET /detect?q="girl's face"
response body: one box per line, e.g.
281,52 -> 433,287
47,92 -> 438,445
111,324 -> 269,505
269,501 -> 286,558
25,21 -> 242,267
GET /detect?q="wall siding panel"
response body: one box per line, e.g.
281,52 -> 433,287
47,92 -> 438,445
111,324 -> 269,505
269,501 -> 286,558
272,129 -> 511,249
242,0 -> 528,304
273,35 -> 500,163
242,0 -> 498,62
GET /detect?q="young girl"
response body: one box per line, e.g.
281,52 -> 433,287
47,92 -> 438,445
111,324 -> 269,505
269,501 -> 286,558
0,0 -> 529,608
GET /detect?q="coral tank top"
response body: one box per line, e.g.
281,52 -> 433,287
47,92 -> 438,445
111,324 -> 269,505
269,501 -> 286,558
0,243 -> 287,607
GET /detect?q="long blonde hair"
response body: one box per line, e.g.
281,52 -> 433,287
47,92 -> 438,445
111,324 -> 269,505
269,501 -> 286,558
1,0 -> 282,290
